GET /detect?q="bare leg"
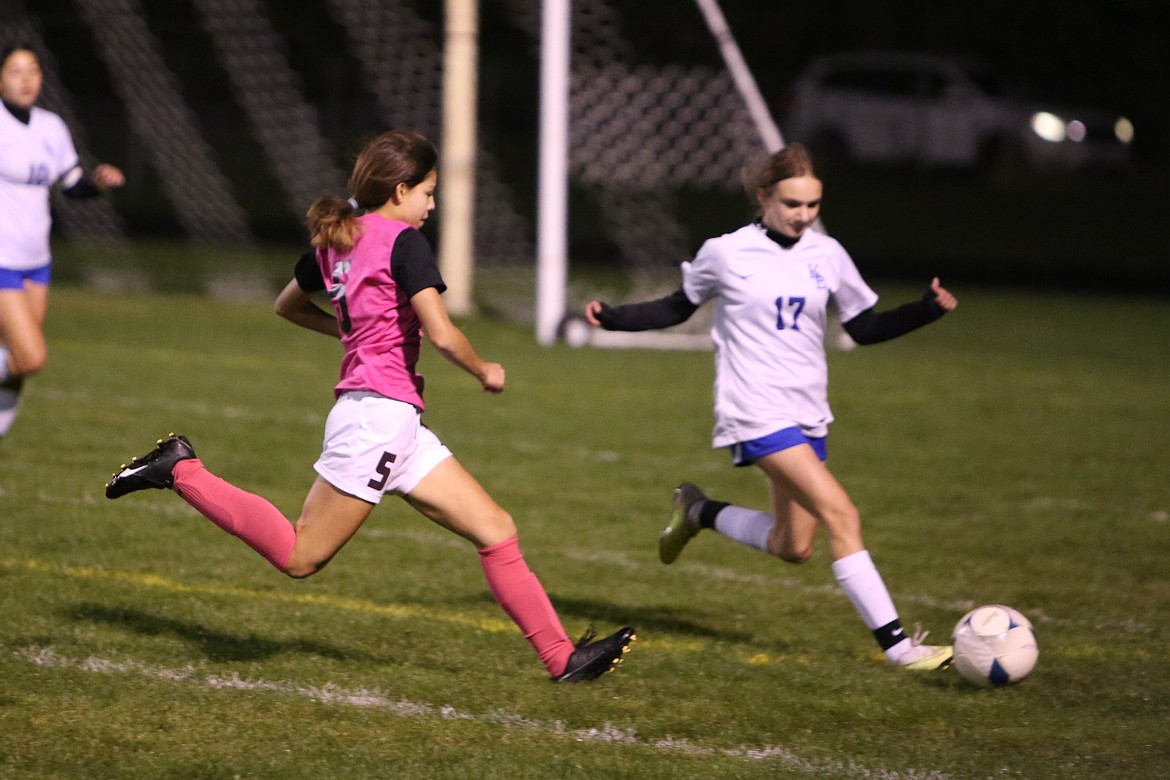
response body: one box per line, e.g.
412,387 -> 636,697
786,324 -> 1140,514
0,282 -> 49,376
0,282 -> 49,437
404,457 -> 575,675
172,460 -> 373,578
754,445 -> 863,562
285,477 -> 377,577
754,446 -> 919,660
402,456 -> 516,547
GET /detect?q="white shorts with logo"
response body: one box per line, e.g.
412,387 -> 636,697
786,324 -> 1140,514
314,391 -> 452,504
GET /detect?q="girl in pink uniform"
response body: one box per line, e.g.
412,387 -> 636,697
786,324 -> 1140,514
106,130 -> 634,682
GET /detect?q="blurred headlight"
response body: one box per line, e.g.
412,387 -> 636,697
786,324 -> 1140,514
1030,111 -> 1066,143
1115,116 -> 1134,145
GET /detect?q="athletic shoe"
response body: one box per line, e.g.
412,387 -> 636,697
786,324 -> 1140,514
895,625 -> 954,670
105,433 -> 196,499
659,482 -> 705,564
898,644 -> 954,670
552,626 -> 636,682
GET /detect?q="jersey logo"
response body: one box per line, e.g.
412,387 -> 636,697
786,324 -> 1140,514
27,163 -> 51,186
330,259 -> 354,334
808,264 -> 827,289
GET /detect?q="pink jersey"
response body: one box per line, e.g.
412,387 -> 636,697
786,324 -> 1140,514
316,214 -> 428,408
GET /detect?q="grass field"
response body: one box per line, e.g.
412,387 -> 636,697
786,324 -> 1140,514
2,280 -> 1168,779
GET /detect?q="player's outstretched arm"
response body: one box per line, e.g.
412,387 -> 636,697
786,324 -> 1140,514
842,277 -> 958,346
412,287 -> 504,395
585,287 -> 699,331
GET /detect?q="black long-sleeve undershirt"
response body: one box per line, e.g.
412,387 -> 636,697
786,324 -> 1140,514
61,173 -> 100,199
594,285 -> 947,342
592,288 -> 699,331
841,288 -> 948,344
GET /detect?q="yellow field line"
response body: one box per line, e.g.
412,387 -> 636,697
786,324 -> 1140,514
1,557 -> 779,664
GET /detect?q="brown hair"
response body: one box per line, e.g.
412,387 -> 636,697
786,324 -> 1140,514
743,143 -> 818,210
1,43 -> 36,65
307,130 -> 438,251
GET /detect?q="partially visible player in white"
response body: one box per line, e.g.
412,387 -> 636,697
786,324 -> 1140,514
0,44 -> 124,441
584,143 -> 959,670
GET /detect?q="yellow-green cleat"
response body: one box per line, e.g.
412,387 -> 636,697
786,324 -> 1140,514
897,641 -> 955,671
659,482 -> 706,564
893,624 -> 954,670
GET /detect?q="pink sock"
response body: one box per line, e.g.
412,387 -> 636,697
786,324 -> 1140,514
172,459 -> 296,572
478,536 -> 574,676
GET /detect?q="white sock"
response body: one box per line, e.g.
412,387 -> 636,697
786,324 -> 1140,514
712,506 -> 772,552
0,348 -> 10,383
831,550 -> 913,660
0,384 -> 21,438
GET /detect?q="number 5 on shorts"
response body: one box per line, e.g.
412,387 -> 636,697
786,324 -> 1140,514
367,451 -> 398,491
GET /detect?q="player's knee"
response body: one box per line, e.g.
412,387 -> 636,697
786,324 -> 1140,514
766,531 -> 813,564
480,508 -> 517,547
284,561 -> 324,579
9,348 -> 46,376
775,543 -> 813,565
461,505 -> 517,549
282,550 -> 331,579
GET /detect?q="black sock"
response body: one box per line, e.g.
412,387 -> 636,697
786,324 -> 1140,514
697,499 -> 729,529
872,619 -> 907,651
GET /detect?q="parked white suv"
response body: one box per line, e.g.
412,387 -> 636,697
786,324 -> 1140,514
783,52 -> 1133,169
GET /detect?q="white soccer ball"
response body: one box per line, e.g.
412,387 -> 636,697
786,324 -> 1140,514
952,604 -> 1038,687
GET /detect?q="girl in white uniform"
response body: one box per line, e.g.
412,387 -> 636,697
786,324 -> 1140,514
0,44 -> 124,440
585,143 -> 959,670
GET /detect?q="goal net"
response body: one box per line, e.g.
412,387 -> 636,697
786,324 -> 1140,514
6,0 -> 785,338
517,0 -> 784,346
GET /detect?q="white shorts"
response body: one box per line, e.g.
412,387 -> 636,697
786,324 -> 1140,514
314,391 -> 452,504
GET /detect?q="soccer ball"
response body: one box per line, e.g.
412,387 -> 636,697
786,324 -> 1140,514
952,604 -> 1038,687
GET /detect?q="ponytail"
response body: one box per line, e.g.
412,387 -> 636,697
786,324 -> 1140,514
306,196 -> 362,252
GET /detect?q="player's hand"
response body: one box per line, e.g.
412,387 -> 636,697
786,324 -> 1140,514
930,277 -> 958,311
584,300 -> 605,327
93,164 -> 125,190
480,362 -> 505,395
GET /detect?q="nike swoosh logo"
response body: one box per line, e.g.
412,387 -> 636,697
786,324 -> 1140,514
118,465 -> 148,477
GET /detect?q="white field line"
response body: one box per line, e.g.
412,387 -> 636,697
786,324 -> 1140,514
13,644 -> 951,779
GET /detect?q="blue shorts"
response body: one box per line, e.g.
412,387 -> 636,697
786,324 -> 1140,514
730,426 -> 828,467
0,264 -> 51,290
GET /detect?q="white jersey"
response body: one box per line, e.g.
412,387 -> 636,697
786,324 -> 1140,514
0,105 -> 80,271
682,222 -> 879,448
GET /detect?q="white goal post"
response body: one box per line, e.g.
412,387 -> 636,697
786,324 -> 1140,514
535,0 -> 571,345
534,0 -> 787,346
